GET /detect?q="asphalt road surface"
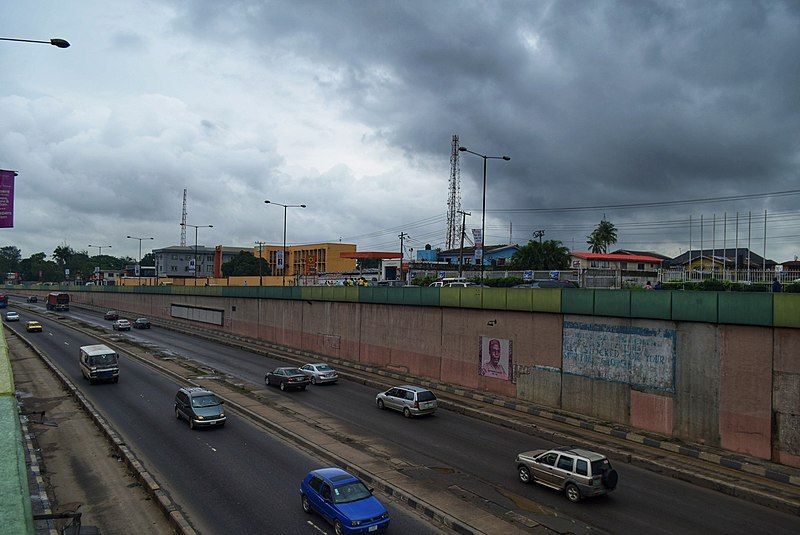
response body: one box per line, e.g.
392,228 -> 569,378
7,305 -> 443,535
14,299 -> 800,534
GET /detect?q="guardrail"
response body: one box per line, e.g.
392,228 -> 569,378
0,327 -> 34,535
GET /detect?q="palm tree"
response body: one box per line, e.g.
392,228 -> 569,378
52,244 -> 74,266
587,220 -> 618,253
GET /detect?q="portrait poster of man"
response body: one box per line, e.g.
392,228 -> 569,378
478,337 -> 513,381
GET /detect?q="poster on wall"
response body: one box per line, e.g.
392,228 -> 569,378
478,336 -> 513,381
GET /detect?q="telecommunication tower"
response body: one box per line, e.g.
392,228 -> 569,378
446,134 -> 461,249
180,188 -> 188,246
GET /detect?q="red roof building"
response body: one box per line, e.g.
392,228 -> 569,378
569,252 -> 663,270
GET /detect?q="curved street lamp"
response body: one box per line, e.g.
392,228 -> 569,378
265,200 -> 306,286
0,37 -> 70,48
458,146 -> 510,282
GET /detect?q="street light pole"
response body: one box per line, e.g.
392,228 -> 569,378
181,224 -> 213,285
458,147 -> 510,283
127,235 -> 154,286
0,37 -> 70,48
265,200 -> 306,286
88,245 -> 111,284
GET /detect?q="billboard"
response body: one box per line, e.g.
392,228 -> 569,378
0,169 -> 17,228
478,336 -> 513,381
276,250 -> 285,270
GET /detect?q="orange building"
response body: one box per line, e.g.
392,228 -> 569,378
254,243 -> 357,277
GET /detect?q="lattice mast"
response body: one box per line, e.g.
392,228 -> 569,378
446,134 -> 461,249
180,188 -> 188,246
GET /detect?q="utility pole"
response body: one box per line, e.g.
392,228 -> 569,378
735,212 -> 739,281
712,213 -> 716,277
398,232 -> 409,283
723,212 -> 727,279
748,211 -> 752,282
255,241 -> 266,286
532,229 -> 545,244
763,210 -> 768,275
457,211 -> 470,278
688,215 -> 692,281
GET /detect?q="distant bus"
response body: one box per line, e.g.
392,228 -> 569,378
46,292 -> 70,311
0,294 -> 7,308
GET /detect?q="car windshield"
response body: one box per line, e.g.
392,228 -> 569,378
332,481 -> 371,504
89,353 -> 117,366
316,365 -> 333,372
136,318 -> 147,322
285,368 -> 303,375
417,391 -> 436,402
192,394 -> 221,408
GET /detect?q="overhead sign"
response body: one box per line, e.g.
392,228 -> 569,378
0,169 -> 16,228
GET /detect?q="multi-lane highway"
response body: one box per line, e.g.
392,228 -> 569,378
6,303 -> 442,535
11,297 -> 800,534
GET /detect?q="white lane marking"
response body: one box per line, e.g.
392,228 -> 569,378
204,442 -> 217,453
64,341 -> 69,345
306,520 -> 327,534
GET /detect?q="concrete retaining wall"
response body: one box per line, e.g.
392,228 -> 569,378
32,290 -> 800,467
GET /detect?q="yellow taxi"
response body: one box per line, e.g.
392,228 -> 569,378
25,321 -> 43,333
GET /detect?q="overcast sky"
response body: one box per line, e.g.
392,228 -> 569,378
2,1 -> 799,263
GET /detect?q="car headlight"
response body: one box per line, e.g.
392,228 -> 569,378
219,412 -> 225,418
196,415 -> 204,420
351,520 -> 362,527
380,512 -> 389,520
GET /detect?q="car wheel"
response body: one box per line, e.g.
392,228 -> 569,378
334,520 -> 344,535
377,399 -> 385,410
311,375 -> 316,385
265,375 -> 269,386
175,408 -> 181,420
565,483 -> 581,503
301,494 -> 311,514
518,465 -> 532,484
280,382 -> 286,391
403,407 -> 412,418
189,418 -> 195,430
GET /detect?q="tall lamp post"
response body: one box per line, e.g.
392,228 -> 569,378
127,235 -> 154,286
458,146 -> 510,282
181,224 -> 213,285
265,200 -> 306,286
0,37 -> 70,48
88,245 -> 111,284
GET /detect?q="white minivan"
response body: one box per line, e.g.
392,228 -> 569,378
79,344 -> 119,384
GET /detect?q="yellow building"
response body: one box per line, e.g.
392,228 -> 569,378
255,243 -> 357,278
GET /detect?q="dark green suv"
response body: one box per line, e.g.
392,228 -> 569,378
174,387 -> 226,430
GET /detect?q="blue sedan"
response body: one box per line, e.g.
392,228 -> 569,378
300,468 -> 390,534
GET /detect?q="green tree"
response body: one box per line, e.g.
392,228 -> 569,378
141,252 -> 155,266
0,246 -> 22,274
19,252 -> 61,282
587,219 -> 618,253
509,240 -> 571,270
221,251 -> 271,277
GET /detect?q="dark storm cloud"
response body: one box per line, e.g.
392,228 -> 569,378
171,1 -> 800,209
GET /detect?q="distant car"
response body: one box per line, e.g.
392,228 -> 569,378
25,321 -> 43,333
300,467 -> 390,534
5,311 -> 19,322
104,310 -> 119,320
26,296 -> 38,303
174,387 -> 226,430
376,385 -> 437,418
132,317 -> 151,329
300,363 -> 339,385
516,446 -> 618,503
265,367 -> 310,391
513,280 -> 578,289
112,319 -> 131,331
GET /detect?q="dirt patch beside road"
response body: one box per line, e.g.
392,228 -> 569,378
7,333 -> 173,534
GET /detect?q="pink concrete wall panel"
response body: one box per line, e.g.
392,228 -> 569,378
772,328 -> 800,467
719,325 -> 773,459
229,298 -> 260,338
529,313 -> 563,368
358,304 -> 393,367
263,300 -> 303,348
516,368 -> 561,407
674,322 -> 720,445
630,390 -> 674,435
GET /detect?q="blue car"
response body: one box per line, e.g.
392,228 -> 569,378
300,468 -> 390,534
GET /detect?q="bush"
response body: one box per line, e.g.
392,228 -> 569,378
412,274 -> 437,287
783,283 -> 800,293
468,276 -> 524,287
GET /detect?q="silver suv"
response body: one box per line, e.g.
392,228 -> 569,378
376,385 -> 437,417
516,446 -> 618,502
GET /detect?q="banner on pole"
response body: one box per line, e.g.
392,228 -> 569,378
276,250 -> 285,270
0,169 -> 17,228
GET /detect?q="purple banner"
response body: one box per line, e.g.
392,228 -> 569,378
0,170 -> 16,228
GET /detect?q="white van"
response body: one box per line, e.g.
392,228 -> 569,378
79,344 -> 119,384
429,277 -> 473,288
